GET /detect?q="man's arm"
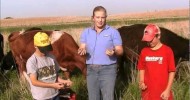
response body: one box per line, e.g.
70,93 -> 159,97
106,45 -> 123,56
114,45 -> 123,56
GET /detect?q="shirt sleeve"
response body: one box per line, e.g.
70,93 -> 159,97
80,29 -> 88,44
138,49 -> 145,70
49,54 -> 60,72
167,47 -> 176,72
112,29 -> 122,46
26,58 -> 37,75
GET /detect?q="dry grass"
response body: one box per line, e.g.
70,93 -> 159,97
1,8 -> 189,27
108,9 -> 189,20
157,21 -> 189,39
1,16 -> 90,27
63,28 -> 84,45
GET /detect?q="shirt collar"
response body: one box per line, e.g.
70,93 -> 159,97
91,25 -> 110,30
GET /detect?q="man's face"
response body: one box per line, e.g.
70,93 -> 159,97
92,11 -> 106,29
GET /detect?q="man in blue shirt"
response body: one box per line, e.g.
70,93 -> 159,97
78,6 -> 123,100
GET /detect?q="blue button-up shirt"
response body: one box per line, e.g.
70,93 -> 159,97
80,25 -> 122,65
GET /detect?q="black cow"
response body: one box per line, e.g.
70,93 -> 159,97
0,51 -> 17,74
0,33 -> 4,62
117,24 -> 189,80
118,24 -> 189,62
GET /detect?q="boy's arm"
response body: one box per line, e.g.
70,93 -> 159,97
139,70 -> 145,83
165,71 -> 175,91
139,70 -> 147,90
29,73 -> 64,89
160,71 -> 175,99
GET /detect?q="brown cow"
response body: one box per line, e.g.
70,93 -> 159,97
8,29 -> 86,78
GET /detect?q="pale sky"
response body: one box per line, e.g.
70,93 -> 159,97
1,0 -> 188,19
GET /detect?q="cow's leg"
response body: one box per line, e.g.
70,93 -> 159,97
82,67 -> 87,77
15,57 -> 22,75
74,58 -> 86,77
14,56 -> 26,81
60,67 -> 70,79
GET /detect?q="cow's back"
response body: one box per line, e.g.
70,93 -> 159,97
8,30 -> 52,72
52,32 -> 86,73
8,30 -> 86,75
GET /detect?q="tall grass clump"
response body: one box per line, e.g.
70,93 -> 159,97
0,70 -> 32,100
70,74 -> 88,100
173,61 -> 190,100
115,61 -> 141,100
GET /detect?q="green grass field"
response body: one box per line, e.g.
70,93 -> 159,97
0,61 -> 189,100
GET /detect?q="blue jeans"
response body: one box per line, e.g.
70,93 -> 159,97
87,64 -> 117,100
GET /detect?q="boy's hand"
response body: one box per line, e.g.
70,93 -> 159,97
160,90 -> 170,100
139,82 -> 147,90
52,82 -> 64,89
64,79 -> 73,87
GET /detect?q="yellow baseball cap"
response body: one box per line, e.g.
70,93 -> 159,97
34,32 -> 53,52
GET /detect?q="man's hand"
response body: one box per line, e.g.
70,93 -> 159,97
106,49 -> 114,56
78,43 -> 86,55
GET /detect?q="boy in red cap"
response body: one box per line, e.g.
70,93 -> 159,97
138,24 -> 176,100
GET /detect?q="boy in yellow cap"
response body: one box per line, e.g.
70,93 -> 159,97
26,32 -> 72,100
138,24 -> 176,100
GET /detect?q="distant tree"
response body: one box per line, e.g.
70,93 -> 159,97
4,17 -> 13,19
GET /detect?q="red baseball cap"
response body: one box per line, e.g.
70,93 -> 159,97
142,24 -> 160,41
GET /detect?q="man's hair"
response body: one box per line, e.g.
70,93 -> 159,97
92,6 -> 107,17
